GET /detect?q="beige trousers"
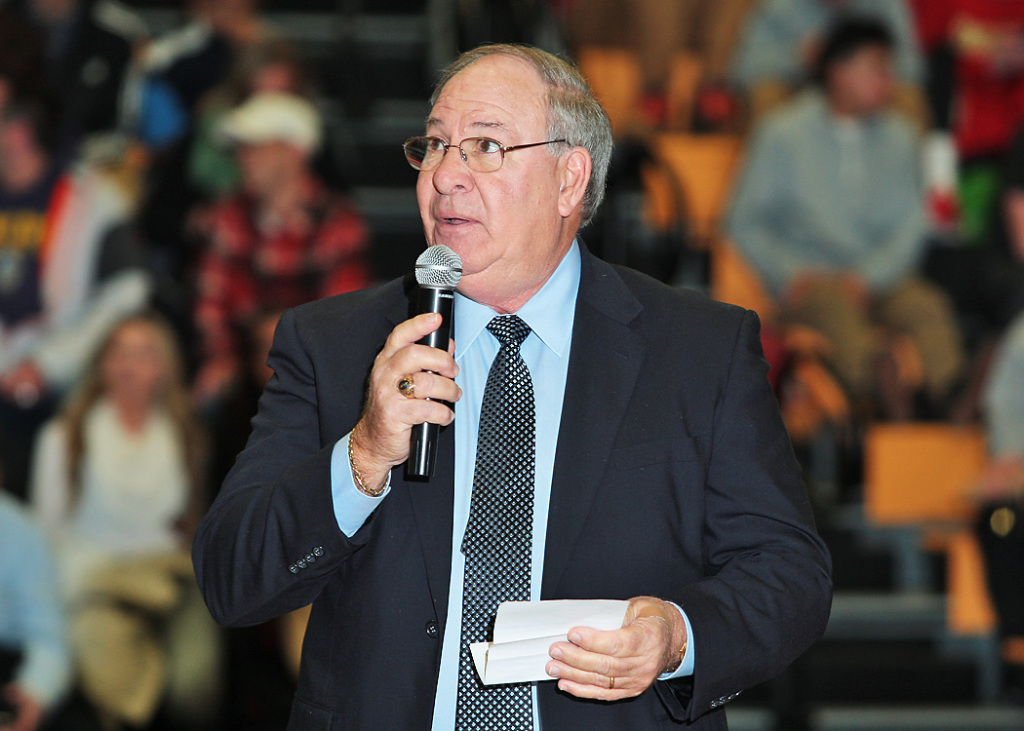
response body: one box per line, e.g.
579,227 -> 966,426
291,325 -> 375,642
787,276 -> 965,405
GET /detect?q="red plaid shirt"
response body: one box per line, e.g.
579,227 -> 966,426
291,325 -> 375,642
195,179 -> 370,363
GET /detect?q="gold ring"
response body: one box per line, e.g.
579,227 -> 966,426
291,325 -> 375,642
397,376 -> 416,399
609,676 -> 615,691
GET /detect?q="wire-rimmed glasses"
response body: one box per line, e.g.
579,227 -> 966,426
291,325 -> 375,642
403,136 -> 568,173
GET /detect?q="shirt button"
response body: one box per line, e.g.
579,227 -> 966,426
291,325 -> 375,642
312,546 -> 324,557
425,621 -> 439,638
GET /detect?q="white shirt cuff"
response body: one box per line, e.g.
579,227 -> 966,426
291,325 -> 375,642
658,602 -> 695,680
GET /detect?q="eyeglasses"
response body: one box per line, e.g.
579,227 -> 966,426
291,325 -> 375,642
403,136 -> 568,173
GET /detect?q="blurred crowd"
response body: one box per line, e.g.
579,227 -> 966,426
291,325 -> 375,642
1,0 -> 1024,729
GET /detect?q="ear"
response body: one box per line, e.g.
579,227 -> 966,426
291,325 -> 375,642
557,146 -> 592,219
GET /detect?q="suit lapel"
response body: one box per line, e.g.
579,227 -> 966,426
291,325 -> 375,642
542,251 -> 645,597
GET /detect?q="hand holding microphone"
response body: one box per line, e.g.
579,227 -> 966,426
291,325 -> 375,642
408,245 -> 463,477
349,246 -> 462,492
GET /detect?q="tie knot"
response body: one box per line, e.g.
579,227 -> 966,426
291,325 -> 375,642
487,315 -> 531,349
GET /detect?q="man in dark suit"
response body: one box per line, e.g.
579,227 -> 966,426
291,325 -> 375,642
193,44 -> 832,730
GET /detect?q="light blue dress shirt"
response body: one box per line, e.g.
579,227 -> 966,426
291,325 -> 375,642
330,242 -> 693,729
0,493 -> 72,710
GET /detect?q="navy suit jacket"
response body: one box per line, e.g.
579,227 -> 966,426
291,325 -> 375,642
193,247 -> 832,730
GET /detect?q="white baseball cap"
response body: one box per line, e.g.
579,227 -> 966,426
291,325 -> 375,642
220,92 -> 322,153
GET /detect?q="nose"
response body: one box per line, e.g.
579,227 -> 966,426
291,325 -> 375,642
429,142 -> 475,195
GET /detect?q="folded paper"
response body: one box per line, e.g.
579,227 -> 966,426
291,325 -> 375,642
470,599 -> 630,685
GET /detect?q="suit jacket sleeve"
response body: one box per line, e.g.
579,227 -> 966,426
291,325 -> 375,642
192,305 -> 371,627
657,309 -> 832,721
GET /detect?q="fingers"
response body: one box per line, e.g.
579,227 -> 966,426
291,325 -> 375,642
397,370 -> 462,405
545,616 -> 672,701
381,314 -> 458,375
352,314 -> 461,477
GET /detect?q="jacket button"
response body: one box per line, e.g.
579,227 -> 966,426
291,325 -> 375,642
288,565 -> 299,574
305,553 -> 316,563
425,621 -> 439,638
312,546 -> 324,557
296,559 -> 307,569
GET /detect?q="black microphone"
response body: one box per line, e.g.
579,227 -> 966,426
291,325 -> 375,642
407,245 -> 462,478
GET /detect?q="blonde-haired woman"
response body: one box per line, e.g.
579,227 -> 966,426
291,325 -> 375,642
29,313 -> 221,729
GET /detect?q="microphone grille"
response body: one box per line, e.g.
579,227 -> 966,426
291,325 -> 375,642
415,245 -> 463,288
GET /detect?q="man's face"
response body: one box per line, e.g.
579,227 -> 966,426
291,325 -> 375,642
829,45 -> 895,117
417,55 -> 583,312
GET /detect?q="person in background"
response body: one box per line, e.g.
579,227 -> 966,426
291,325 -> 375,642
0,483 -> 72,731
5,0 -> 146,148
28,314 -> 220,730
728,18 -> 964,420
563,0 -> 758,129
191,92 -> 370,408
188,39 -> 315,200
0,95 -> 150,500
731,0 -> 927,126
976,311 -> 1024,700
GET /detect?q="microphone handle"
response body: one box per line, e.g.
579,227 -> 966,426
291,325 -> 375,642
407,285 -> 454,478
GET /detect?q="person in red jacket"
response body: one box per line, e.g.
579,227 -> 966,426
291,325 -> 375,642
191,92 -> 370,407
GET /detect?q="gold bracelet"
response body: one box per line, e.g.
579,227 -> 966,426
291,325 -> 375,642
349,437 -> 386,497
647,614 -> 687,673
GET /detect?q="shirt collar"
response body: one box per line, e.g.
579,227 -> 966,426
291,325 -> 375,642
454,240 -> 581,361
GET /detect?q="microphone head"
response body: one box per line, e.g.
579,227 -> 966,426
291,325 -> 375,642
415,245 -> 463,289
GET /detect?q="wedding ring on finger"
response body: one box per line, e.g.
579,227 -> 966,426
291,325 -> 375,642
397,375 -> 416,399
609,676 -> 616,691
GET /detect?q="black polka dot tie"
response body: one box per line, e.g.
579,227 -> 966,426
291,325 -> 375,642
455,315 -> 535,730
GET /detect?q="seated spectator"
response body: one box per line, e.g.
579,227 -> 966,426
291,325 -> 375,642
132,0 -> 273,152
0,95 -> 150,500
910,0 -> 1024,251
727,18 -> 965,420
29,314 -> 220,730
188,39 -> 314,199
6,0 -> 147,149
976,311 -> 1024,699
563,0 -> 757,128
0,485 -> 72,731
191,92 -> 370,407
731,0 -> 927,126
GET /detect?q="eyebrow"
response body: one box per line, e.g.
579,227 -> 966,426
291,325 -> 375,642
424,117 -> 515,135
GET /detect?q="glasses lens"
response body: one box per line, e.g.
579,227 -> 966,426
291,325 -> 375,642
463,138 -> 504,172
404,138 -> 428,170
404,137 -> 506,172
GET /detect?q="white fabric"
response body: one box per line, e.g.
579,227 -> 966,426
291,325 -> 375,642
0,165 -> 151,388
30,400 -> 189,601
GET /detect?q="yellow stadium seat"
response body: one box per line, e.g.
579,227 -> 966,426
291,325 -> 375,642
651,133 -> 743,244
576,47 -> 643,136
865,423 -> 987,527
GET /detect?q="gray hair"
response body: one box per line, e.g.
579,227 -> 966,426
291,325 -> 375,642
430,44 -> 613,227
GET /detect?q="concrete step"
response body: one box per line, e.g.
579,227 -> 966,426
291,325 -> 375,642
724,707 -> 777,731
811,705 -> 1024,731
826,592 -> 946,642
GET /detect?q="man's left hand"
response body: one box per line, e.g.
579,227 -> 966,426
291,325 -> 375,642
545,596 -> 687,701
